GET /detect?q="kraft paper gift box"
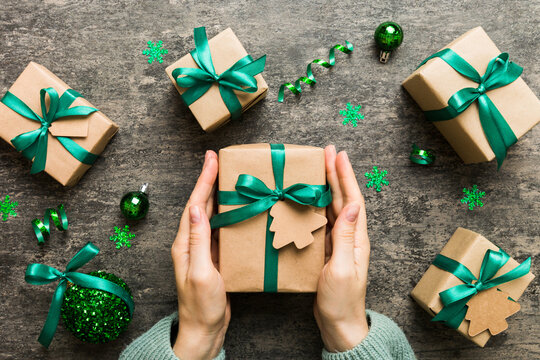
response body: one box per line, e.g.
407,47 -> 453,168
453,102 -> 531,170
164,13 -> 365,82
212,144 -> 330,292
402,27 -> 540,166
165,27 -> 268,132
411,227 -> 534,347
0,62 -> 118,186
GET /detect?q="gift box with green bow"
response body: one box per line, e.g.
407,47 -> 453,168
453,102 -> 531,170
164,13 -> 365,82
403,27 -> 540,168
165,27 -> 267,132
0,62 -> 118,186
411,227 -> 534,347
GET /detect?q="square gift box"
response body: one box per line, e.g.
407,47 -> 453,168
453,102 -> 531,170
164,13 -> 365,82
402,27 -> 540,166
0,62 -> 118,186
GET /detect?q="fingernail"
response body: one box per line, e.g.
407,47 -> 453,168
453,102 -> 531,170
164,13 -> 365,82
190,206 -> 201,223
342,151 -> 349,162
328,145 -> 336,153
202,151 -> 210,169
346,203 -> 360,222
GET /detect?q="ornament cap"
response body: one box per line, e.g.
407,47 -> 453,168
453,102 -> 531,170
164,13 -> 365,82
379,50 -> 391,63
140,183 -> 149,194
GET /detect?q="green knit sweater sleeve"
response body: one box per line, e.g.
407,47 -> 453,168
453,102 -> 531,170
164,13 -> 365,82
322,310 -> 416,360
119,312 -> 225,360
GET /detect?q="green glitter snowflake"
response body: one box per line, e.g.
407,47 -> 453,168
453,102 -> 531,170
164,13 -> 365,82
461,185 -> 485,210
110,225 -> 136,249
142,40 -> 168,64
364,166 -> 389,192
1,195 -> 18,221
339,102 -> 364,127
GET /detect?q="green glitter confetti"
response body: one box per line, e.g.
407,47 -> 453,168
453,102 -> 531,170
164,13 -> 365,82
1,195 -> 18,221
110,225 -> 136,249
142,40 -> 168,64
461,185 -> 485,210
61,271 -> 133,343
340,102 -> 364,127
365,166 -> 389,192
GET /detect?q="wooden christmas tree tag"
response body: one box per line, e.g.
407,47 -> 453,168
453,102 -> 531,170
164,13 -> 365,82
465,287 -> 521,337
269,200 -> 327,250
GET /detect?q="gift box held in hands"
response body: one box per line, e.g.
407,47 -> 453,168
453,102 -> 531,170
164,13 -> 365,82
411,227 -> 534,347
402,27 -> 540,168
0,62 -> 118,186
210,144 -> 331,292
165,27 -> 268,132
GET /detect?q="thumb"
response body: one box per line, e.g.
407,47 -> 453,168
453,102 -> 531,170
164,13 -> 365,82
330,202 -> 360,264
188,205 -> 213,271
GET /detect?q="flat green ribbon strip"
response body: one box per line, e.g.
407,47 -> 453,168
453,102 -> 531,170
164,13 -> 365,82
25,242 -> 134,348
172,27 -> 267,121
431,249 -> 531,329
409,143 -> 435,165
278,41 -> 353,102
32,204 -> 68,245
209,144 -> 332,292
417,49 -> 522,169
1,88 -> 99,174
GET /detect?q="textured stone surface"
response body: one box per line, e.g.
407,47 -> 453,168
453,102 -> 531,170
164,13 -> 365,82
0,0 -> 539,359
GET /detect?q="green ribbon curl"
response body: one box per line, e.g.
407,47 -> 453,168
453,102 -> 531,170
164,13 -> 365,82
417,49 -> 522,169
431,248 -> 531,329
172,27 -> 267,121
409,143 -> 435,165
209,144 -> 332,292
25,242 -> 134,348
278,41 -> 353,102
1,88 -> 99,174
32,204 -> 68,245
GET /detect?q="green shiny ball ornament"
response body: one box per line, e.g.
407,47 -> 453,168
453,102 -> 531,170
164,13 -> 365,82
374,21 -> 403,63
120,183 -> 149,220
61,271 -> 133,343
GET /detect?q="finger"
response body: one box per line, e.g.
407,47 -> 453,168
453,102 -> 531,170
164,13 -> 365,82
325,145 -> 342,224
336,151 -> 362,205
206,182 -> 217,218
354,199 -> 370,268
188,205 -> 214,271
330,202 -> 360,265
211,230 -> 219,269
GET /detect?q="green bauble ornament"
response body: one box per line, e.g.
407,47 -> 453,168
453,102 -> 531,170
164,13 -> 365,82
120,183 -> 149,220
374,21 -> 403,63
61,271 -> 133,343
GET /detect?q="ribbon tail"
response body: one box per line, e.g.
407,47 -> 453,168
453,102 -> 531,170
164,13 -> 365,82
432,296 -> 471,329
218,84 -> 243,120
56,137 -> 98,165
210,196 -> 277,229
180,82 -> 213,106
30,133 -> 49,174
37,280 -> 67,348
10,129 -> 42,153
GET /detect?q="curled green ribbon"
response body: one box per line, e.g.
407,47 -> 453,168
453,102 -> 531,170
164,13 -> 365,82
431,248 -> 531,329
25,242 -> 134,348
1,88 -> 99,174
172,27 -> 267,121
278,41 -> 353,102
418,49 -> 522,169
409,143 -> 435,165
209,144 -> 332,292
32,204 -> 68,245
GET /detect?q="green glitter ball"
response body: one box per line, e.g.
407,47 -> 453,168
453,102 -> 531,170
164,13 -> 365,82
120,183 -> 150,220
61,271 -> 133,343
374,21 -> 403,51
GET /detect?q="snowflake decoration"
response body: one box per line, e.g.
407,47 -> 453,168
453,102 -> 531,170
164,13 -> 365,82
461,185 -> 485,210
364,166 -> 389,192
142,40 -> 168,64
339,102 -> 364,127
1,195 -> 18,221
110,225 -> 136,249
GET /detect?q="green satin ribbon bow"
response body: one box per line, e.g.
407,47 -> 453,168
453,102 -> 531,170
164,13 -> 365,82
418,49 -> 522,169
172,27 -> 266,121
25,242 -> 134,348
431,248 -> 531,329
32,204 -> 68,245
1,88 -> 99,174
209,144 -> 332,292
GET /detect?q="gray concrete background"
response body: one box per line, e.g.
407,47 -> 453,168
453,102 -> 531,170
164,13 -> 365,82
0,0 -> 538,359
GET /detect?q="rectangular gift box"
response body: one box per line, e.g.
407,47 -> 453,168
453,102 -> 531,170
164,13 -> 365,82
0,62 -> 118,186
411,227 -> 535,347
402,27 -> 540,164
217,144 -> 327,292
165,28 -> 268,132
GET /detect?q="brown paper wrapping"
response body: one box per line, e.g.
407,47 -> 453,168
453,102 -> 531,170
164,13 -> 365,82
165,28 -> 268,132
218,144 -> 326,292
0,62 -> 118,186
402,27 -> 540,164
411,227 -> 535,347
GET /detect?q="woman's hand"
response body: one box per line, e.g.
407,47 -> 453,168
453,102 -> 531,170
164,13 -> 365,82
171,150 -> 230,360
314,145 -> 370,352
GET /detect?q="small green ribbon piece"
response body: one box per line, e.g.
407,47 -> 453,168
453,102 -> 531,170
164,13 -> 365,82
209,144 -> 332,292
431,248 -> 531,329
172,27 -> 267,121
32,204 -> 68,245
418,49 -> 522,169
25,242 -> 134,348
278,41 -> 353,102
1,88 -> 99,174
409,143 -> 435,165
